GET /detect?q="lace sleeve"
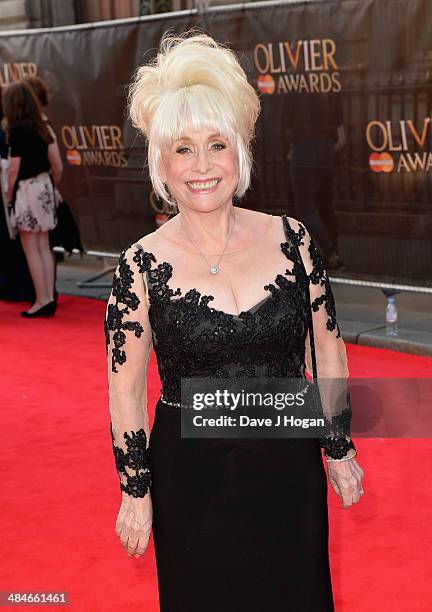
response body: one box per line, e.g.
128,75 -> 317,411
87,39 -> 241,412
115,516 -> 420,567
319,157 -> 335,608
288,217 -> 357,460
104,243 -> 153,498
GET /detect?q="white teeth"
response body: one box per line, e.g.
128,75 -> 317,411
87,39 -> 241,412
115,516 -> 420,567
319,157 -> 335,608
188,179 -> 219,190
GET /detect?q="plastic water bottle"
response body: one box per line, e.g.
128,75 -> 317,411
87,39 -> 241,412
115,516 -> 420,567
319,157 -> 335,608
386,296 -> 398,336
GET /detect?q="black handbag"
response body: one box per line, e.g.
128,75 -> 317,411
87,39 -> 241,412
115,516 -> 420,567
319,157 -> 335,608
49,194 -> 84,255
299,273 -> 330,428
47,170 -> 83,254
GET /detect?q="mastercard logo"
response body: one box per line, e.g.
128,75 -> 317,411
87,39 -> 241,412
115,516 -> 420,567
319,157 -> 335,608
369,152 -> 394,173
66,149 -> 82,166
257,74 -> 275,95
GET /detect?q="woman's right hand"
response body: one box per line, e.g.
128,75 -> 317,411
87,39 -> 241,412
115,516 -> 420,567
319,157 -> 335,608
115,492 -> 153,558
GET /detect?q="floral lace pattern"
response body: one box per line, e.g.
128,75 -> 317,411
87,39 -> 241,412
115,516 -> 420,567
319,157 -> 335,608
281,216 -> 340,337
136,237 -> 309,402
110,424 -> 152,497
321,437 -> 356,460
104,248 -> 152,373
105,215 -> 355,461
281,215 -> 354,457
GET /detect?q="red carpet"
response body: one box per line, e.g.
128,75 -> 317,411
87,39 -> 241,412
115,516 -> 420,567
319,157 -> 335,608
1,295 -> 432,611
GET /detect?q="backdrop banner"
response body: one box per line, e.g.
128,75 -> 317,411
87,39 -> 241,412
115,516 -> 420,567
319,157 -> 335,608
1,0 -> 431,286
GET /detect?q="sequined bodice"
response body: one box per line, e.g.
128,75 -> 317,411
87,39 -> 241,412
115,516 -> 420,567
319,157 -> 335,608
126,216 -> 311,403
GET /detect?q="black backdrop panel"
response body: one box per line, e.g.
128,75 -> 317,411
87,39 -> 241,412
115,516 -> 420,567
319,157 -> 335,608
1,0 -> 431,286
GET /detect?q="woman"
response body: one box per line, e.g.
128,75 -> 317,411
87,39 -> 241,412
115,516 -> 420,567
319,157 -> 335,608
105,33 -> 364,611
1,80 -> 63,317
25,74 -> 66,303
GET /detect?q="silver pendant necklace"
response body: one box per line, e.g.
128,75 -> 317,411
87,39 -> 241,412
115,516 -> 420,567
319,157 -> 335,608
180,211 -> 236,274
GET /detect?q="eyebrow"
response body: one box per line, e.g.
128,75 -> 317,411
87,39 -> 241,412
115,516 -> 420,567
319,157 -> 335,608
174,133 -> 226,143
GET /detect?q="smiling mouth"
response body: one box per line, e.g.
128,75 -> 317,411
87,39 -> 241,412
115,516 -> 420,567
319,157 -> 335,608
187,179 -> 221,191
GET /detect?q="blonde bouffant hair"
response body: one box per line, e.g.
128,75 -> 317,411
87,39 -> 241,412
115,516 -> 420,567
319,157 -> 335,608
128,31 -> 261,207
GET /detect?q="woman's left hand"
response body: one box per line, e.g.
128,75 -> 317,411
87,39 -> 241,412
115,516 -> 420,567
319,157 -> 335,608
327,458 -> 365,509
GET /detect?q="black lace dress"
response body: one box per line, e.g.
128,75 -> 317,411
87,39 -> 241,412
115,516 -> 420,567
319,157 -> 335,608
105,214 -> 356,612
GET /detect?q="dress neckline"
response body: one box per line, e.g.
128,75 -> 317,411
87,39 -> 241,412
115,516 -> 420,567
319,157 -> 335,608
135,215 -> 302,320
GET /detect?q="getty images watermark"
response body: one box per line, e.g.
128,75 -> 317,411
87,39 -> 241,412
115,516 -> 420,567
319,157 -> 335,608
180,377 -> 350,439
179,376 -> 432,439
187,388 -> 324,427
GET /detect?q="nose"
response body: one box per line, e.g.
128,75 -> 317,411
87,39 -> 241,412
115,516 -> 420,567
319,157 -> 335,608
193,147 -> 213,174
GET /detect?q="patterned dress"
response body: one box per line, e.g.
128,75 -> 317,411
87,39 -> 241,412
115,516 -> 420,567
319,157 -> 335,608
14,172 -> 58,232
105,214 -> 356,612
9,122 -> 57,232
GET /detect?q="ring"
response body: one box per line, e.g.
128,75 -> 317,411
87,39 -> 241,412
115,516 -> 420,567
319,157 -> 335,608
359,489 -> 364,496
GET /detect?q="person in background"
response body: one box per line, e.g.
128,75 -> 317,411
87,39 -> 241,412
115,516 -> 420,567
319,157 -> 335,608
0,89 -> 9,196
0,88 -> 35,302
287,90 -> 346,271
25,74 -> 63,301
1,80 -> 63,317
0,90 -> 14,294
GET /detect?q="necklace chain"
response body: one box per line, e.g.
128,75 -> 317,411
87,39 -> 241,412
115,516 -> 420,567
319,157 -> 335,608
180,211 -> 236,274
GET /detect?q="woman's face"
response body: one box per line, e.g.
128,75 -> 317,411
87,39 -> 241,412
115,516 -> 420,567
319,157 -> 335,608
161,126 -> 238,212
